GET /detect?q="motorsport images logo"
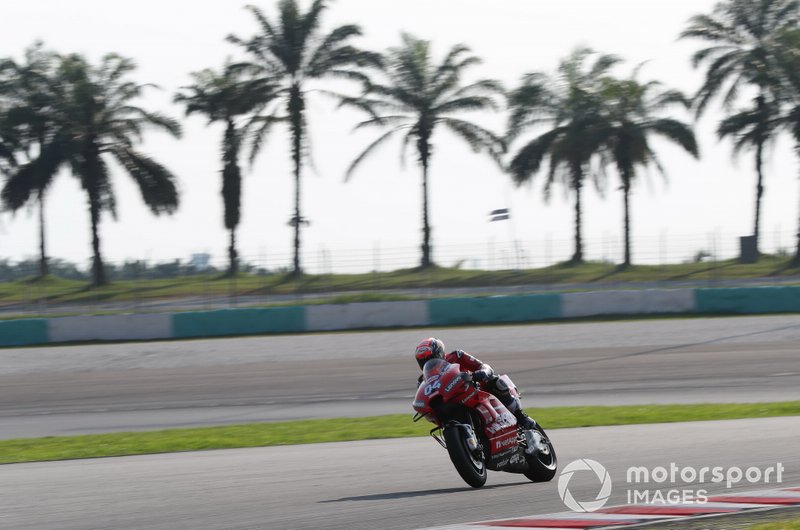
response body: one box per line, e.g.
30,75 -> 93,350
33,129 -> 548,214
557,459 -> 613,512
557,459 -> 785,512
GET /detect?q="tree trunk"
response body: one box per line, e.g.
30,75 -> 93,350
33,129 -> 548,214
417,130 -> 433,269
622,171 -> 632,268
228,229 -> 238,276
222,119 -> 241,278
89,191 -> 106,287
571,169 -> 584,264
794,146 -> 800,265
420,156 -> 432,268
289,84 -> 304,276
38,191 -> 48,278
753,140 -> 765,257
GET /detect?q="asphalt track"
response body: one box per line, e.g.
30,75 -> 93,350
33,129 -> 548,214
2,315 -> 800,438
2,417 -> 798,529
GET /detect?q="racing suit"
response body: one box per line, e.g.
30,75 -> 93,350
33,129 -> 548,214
419,350 -> 537,430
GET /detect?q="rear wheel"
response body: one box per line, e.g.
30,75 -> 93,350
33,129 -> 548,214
523,424 -> 558,482
443,424 -> 487,488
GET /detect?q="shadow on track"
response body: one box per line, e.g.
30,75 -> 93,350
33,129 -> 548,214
320,481 -> 531,503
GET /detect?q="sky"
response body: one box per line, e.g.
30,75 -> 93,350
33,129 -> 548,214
2,0 -> 800,272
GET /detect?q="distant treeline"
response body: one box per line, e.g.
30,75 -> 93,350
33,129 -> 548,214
0,259 -> 265,282
4,0 -> 800,287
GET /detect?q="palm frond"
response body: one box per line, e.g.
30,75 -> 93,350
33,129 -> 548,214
110,147 -> 179,214
1,139 -> 65,210
508,128 -> 563,185
246,114 -> 284,166
352,115 -> 411,131
244,4 -> 278,41
345,128 -> 400,181
434,96 -> 499,114
441,118 -> 505,161
123,108 -> 183,137
648,118 -> 700,158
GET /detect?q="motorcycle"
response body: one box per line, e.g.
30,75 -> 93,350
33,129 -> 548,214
412,358 -> 557,488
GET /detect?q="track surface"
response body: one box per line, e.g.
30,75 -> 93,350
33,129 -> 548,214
2,315 -> 800,438
2,417 -> 797,530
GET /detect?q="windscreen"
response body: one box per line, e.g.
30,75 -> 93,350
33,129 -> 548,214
422,358 -> 451,381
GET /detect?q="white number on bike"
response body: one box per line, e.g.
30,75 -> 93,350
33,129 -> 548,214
423,380 -> 442,396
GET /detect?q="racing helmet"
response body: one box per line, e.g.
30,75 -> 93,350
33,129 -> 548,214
415,337 -> 445,370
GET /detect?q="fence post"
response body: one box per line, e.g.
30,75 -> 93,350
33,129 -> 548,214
708,232 -> 717,287
545,234 -> 552,268
373,242 -> 380,293
135,262 -> 141,312
659,229 -> 666,285
203,270 -> 210,310
260,246 -> 268,305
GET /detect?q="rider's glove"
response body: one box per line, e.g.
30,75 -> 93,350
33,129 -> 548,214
472,369 -> 489,383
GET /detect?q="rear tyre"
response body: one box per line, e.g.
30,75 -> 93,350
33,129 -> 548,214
443,424 -> 487,488
523,424 -> 558,483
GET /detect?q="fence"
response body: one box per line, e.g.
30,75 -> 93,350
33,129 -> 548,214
0,230 -> 798,318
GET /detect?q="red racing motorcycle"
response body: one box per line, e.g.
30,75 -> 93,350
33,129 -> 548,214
413,358 -> 557,488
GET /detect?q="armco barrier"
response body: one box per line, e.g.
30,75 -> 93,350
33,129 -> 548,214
49,313 -> 172,343
171,307 -> 306,338
306,300 -> 429,331
695,286 -> 800,314
0,318 -> 48,346
428,295 -> 561,326
562,289 -> 695,318
5,286 -> 800,348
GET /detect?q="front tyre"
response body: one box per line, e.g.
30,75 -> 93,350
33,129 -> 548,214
523,424 -> 558,483
443,424 -> 487,488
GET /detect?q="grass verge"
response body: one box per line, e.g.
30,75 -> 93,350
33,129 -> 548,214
3,256 -> 800,311
2,401 -> 799,464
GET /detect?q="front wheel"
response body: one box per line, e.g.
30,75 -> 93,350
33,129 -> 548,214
523,424 -> 558,482
443,424 -> 487,488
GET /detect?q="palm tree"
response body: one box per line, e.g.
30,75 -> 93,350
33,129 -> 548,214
175,64 -> 278,276
783,104 -> 800,264
0,66 -> 17,174
0,42 -> 59,277
771,27 -> 800,263
681,0 -> 800,255
0,58 -> 18,170
340,34 -> 504,268
598,74 -> 699,267
3,53 -> 181,286
507,48 -> 619,264
227,0 -> 379,275
716,95 -> 782,256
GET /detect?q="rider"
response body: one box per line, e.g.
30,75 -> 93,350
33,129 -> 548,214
414,337 -> 537,430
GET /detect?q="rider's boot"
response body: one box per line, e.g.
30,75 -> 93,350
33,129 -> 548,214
514,409 -> 537,430
502,395 -> 542,453
502,394 -> 537,430
500,395 -> 540,453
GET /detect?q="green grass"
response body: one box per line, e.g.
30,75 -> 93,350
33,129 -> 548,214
751,519 -> 800,530
2,256 -> 800,313
0,291 -> 417,320
2,401 -> 799,464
